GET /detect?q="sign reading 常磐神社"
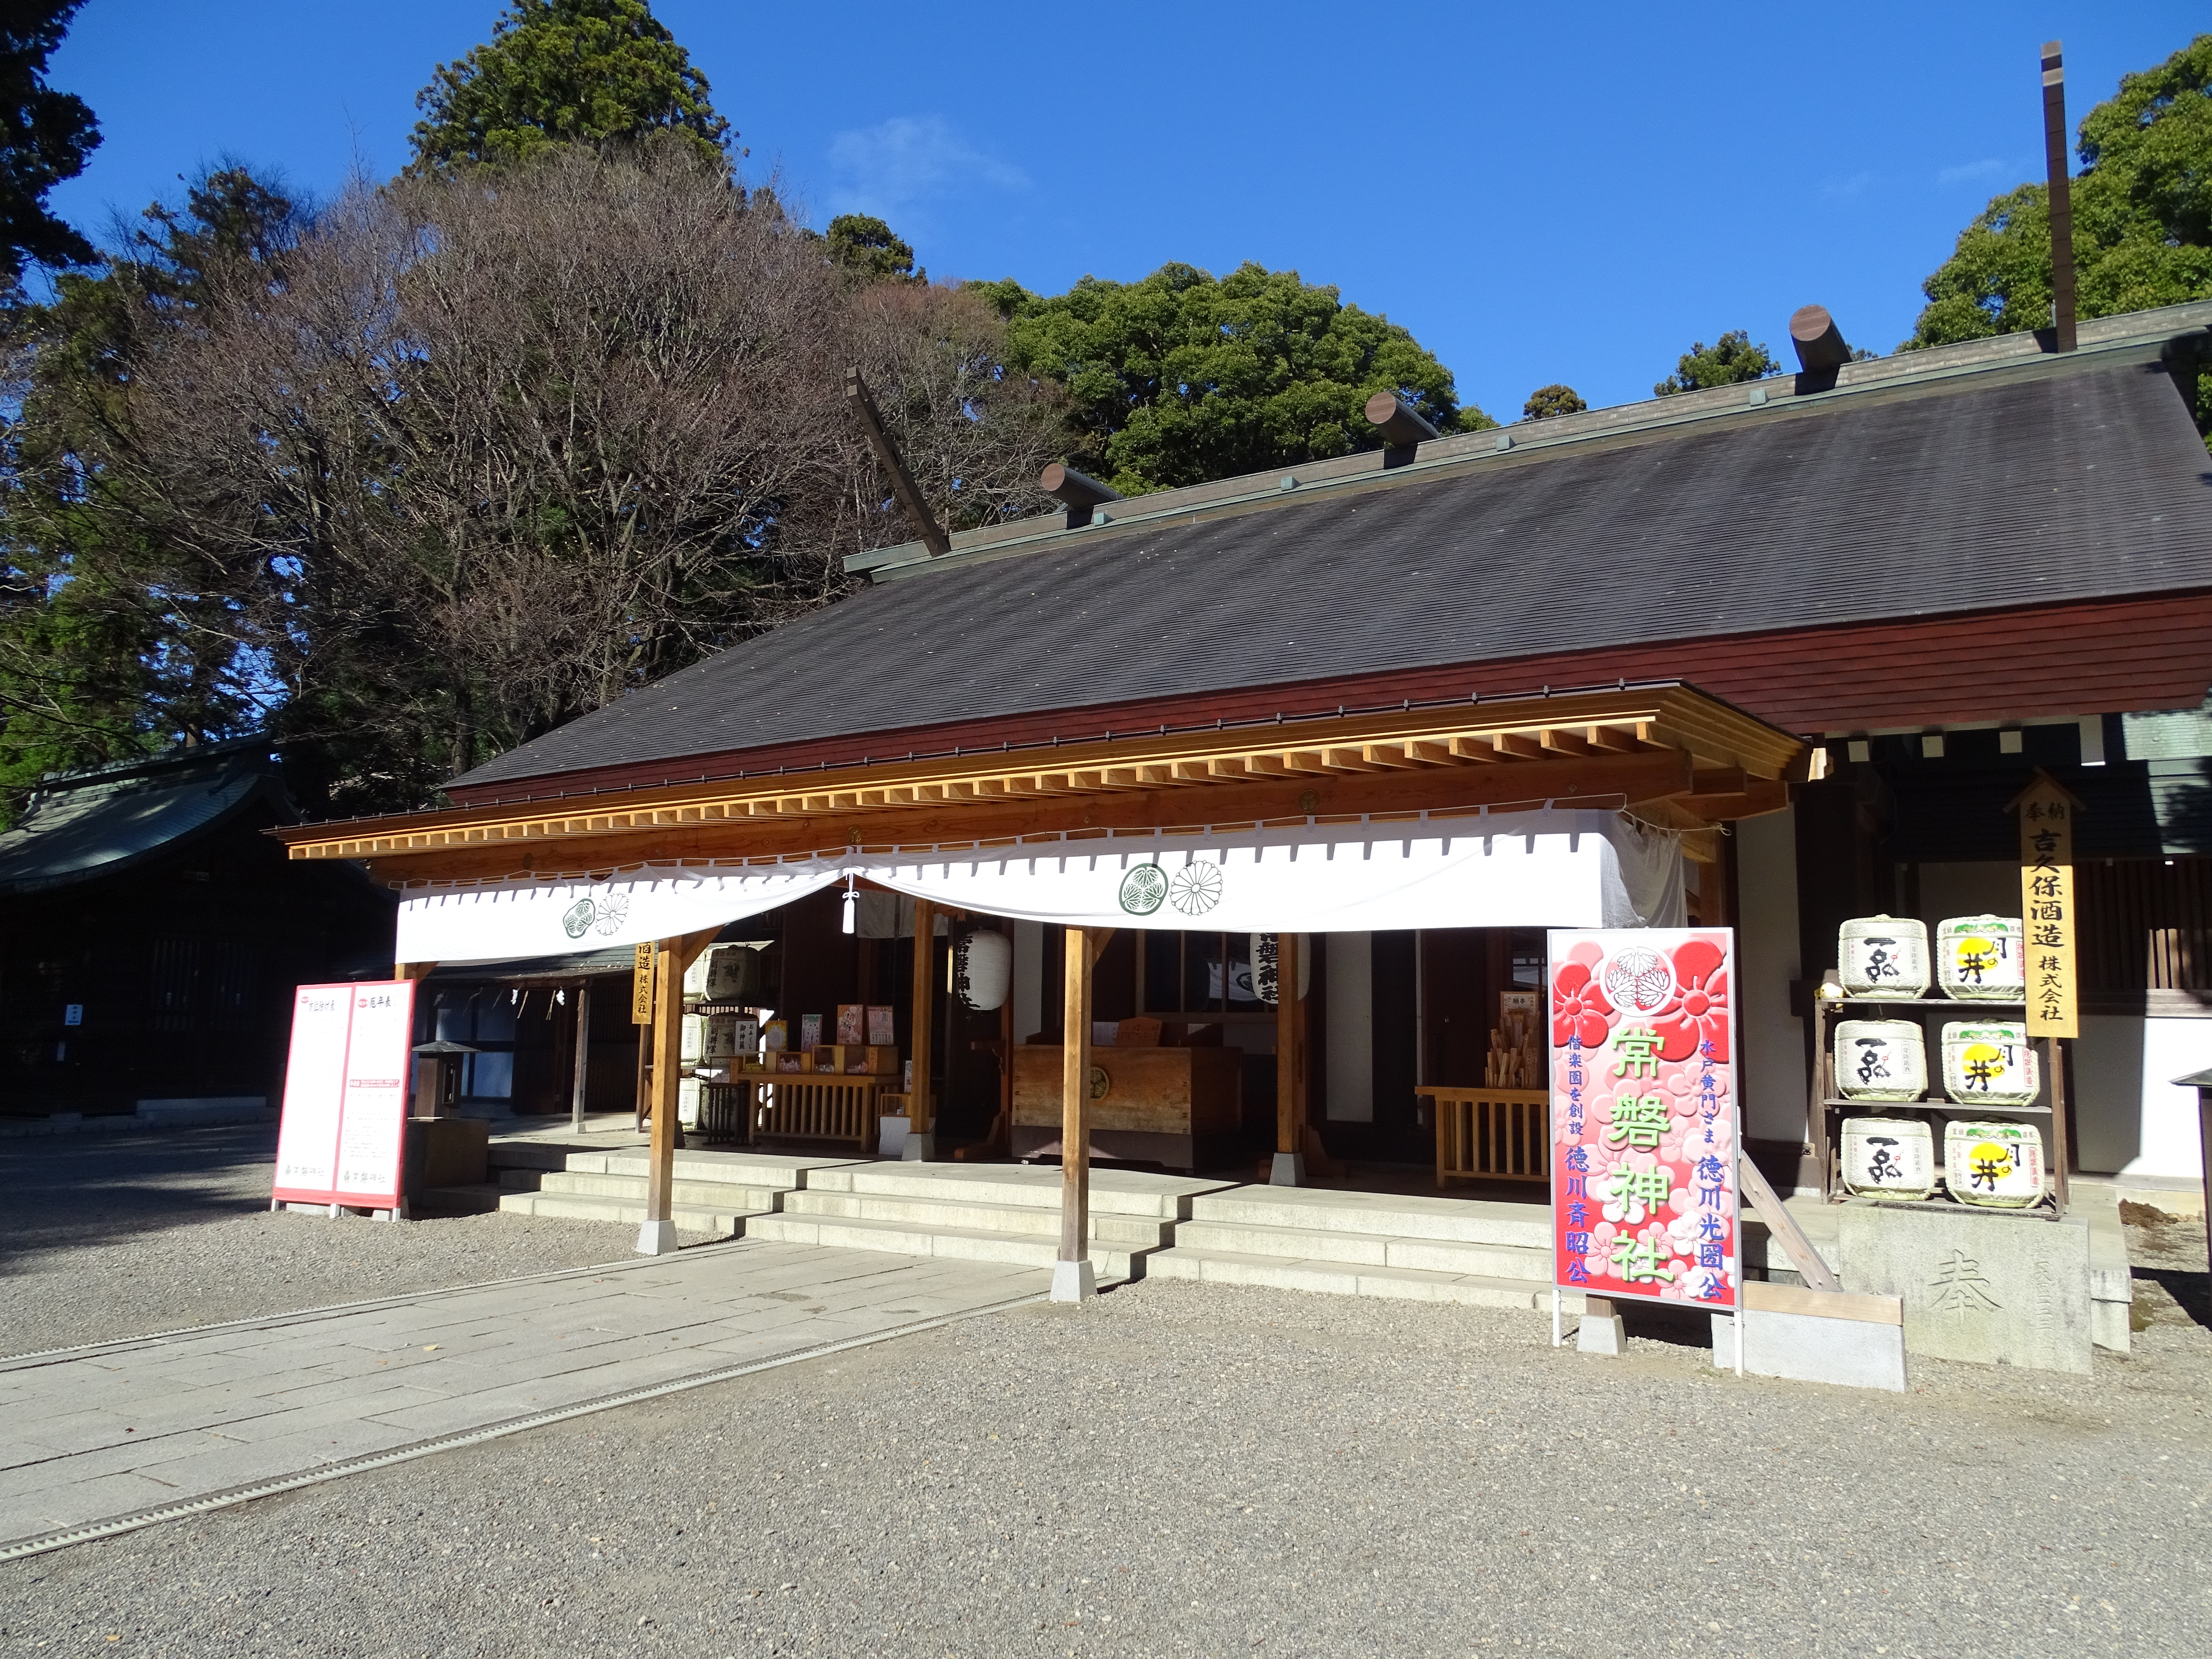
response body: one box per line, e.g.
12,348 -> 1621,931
2013,772 -> 2080,1039
1549,929 -> 1739,1311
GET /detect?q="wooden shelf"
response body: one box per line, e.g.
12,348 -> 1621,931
1822,1098 -> 2052,1115
1834,1193 -> 2062,1222
1825,996 -> 2026,1009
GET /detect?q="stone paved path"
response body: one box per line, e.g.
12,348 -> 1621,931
0,1240 -> 1044,1551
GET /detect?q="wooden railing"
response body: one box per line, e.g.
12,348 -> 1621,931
1428,1087 -> 1549,1185
751,1076 -> 882,1151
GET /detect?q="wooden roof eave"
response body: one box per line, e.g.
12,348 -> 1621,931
269,684 -> 1802,885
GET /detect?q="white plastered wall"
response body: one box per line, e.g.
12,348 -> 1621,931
2072,1016 -> 2212,1177
1326,931 -> 1374,1122
1735,809 -> 1807,1148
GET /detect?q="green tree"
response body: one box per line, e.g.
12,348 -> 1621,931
980,261 -> 1493,495
0,0 -> 100,281
1905,34 -> 2212,432
408,0 -> 733,174
1653,329 -> 1780,396
826,213 -> 920,283
1520,384 -> 1586,421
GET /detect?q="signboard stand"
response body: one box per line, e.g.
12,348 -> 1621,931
1548,928 -> 1742,1350
272,980 -> 418,1221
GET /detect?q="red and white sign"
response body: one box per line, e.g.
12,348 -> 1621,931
272,980 -> 416,1212
1549,929 -> 1738,1310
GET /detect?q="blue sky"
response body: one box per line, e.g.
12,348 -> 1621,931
43,1 -> 2208,419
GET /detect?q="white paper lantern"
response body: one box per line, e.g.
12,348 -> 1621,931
1840,1117 -> 1936,1199
1250,933 -> 1311,1004
1838,915 -> 1930,997
955,929 -> 1011,1011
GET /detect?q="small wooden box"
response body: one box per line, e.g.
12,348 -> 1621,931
817,1043 -> 900,1076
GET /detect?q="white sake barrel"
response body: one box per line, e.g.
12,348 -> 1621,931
1944,1119 -> 2045,1208
1834,1019 -> 1927,1101
1936,915 -> 2026,1000
1839,915 -> 1930,997
1840,1116 -> 1936,1199
1939,1021 -> 2039,1106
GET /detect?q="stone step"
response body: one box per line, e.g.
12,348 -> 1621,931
1146,1247 -> 1586,1312
746,1211 -> 1137,1281
1187,1187 -> 1551,1247
779,1189 -> 1169,1248
511,1169 -> 781,1212
495,1189 -> 751,1235
1168,1218 -> 1551,1280
486,1142 -> 859,1190
803,1162 -> 1231,1220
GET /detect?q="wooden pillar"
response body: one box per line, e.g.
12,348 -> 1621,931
568,978 -> 592,1133
1054,926 -> 1097,1301
907,899 -> 937,1157
1271,932 -> 1304,1185
639,928 -> 716,1255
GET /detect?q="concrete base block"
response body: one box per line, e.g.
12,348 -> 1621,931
1836,1204 -> 2093,1375
2092,1297 -> 2132,1356
1712,1308 -> 1908,1392
1268,1152 -> 1306,1187
900,1132 -> 937,1162
1050,1258 -> 1097,1303
634,1218 -> 680,1257
877,1116 -> 909,1159
1575,1313 -> 1626,1355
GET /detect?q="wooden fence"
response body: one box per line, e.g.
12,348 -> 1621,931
1429,1086 -> 1550,1186
751,1076 -> 882,1152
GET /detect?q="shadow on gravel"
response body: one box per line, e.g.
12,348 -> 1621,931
2135,1266 -> 2212,1331
0,1125 -> 281,1268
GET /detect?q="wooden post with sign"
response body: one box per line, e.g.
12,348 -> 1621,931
2011,770 -> 2082,1214
632,942 -> 655,1133
908,898 -> 937,1154
639,927 -> 720,1254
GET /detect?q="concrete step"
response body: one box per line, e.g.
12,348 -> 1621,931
780,1188 -> 1169,1248
486,1141 -> 860,1190
803,1162 -> 1232,1220
1168,1218 -> 1550,1280
1146,1247 -> 1586,1312
495,1189 -> 751,1235
514,1169 -> 781,1213
1186,1186 -> 1551,1246
746,1211 -> 1136,1280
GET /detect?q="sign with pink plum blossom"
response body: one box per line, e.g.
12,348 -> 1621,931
1548,929 -> 1738,1310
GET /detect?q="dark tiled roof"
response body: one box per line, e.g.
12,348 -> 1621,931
454,357 -> 2212,792
0,741 -> 288,896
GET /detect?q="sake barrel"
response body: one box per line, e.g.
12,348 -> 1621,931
1936,915 -> 2026,1000
1838,915 -> 1930,997
1939,1021 -> 2039,1106
1834,1019 -> 1927,1101
1944,1119 -> 2045,1209
1840,1116 -> 1936,1199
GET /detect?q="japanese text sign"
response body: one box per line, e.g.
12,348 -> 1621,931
2015,775 -> 2079,1039
272,979 -> 417,1211
1549,929 -> 1739,1310
632,941 -> 656,1025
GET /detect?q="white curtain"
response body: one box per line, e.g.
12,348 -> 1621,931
395,809 -> 1683,965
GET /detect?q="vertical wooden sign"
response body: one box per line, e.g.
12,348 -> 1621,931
632,941 -> 656,1025
2013,772 -> 2081,1039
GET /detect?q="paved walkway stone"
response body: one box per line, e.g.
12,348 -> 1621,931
0,1240 -> 1043,1550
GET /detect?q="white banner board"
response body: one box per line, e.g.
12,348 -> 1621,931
272,979 -> 416,1212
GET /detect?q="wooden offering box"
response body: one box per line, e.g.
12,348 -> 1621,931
1011,1043 -> 1243,1173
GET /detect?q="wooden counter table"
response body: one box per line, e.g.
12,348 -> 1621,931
1012,1042 -> 1243,1173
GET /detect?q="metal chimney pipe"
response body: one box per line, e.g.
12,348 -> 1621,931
2042,41 -> 2078,352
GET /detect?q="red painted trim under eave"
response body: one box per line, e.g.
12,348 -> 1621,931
445,591 -> 2212,807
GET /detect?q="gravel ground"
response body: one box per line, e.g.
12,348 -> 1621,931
0,1124 -> 632,1357
5,1257 -> 2208,1658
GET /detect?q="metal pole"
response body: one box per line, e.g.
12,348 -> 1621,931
569,979 -> 592,1133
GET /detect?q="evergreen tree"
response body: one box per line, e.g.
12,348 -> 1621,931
1653,329 -> 1780,396
0,0 -> 100,281
408,0 -> 733,174
1520,384 -> 1586,421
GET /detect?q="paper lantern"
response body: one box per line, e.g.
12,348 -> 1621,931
956,928 -> 1011,1010
1250,934 -> 1311,1004
1838,915 -> 1930,997
1834,1019 -> 1926,1102
1840,1117 -> 1936,1199
1944,1119 -> 2045,1208
1940,1021 -> 2038,1106
1936,915 -> 2026,1001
